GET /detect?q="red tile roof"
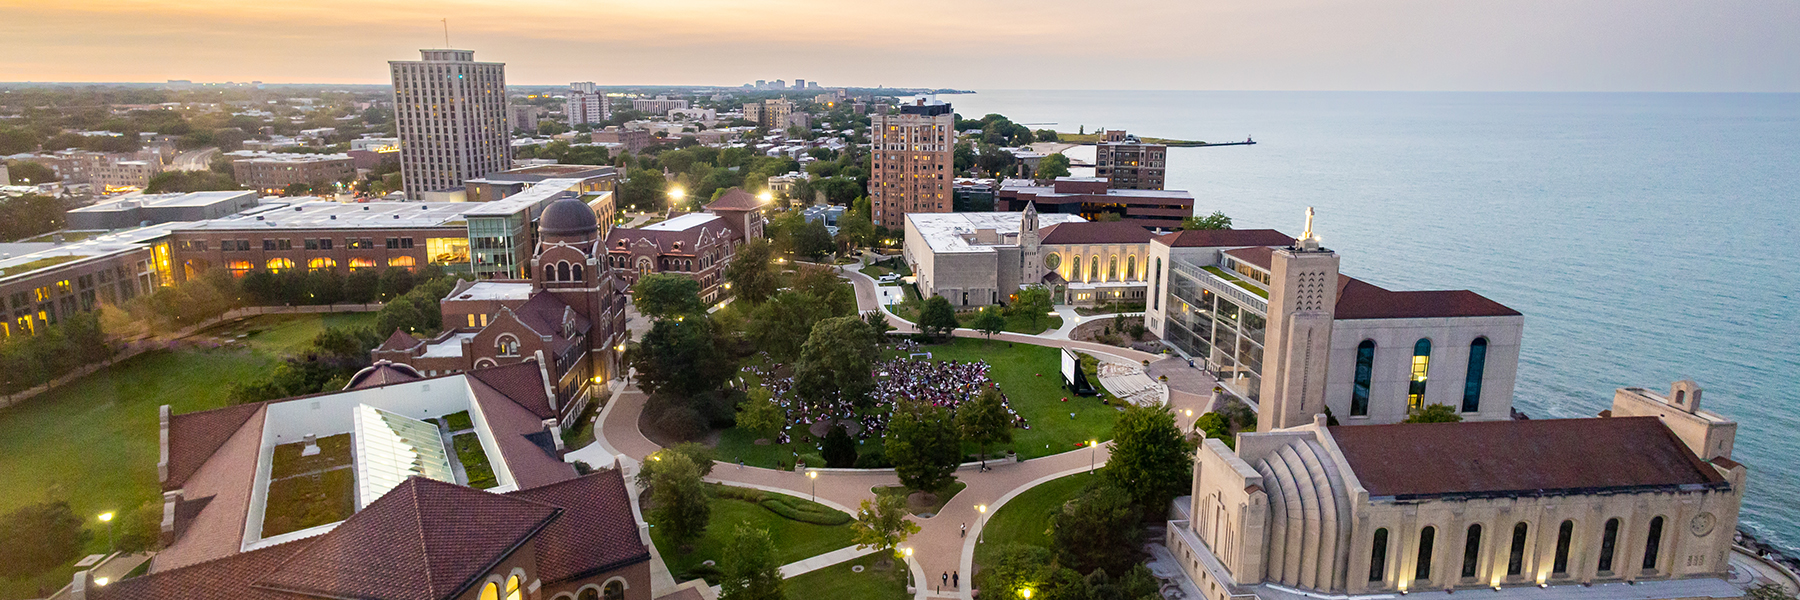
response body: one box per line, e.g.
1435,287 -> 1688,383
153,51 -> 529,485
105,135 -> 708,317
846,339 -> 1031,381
509,469 -> 652,583
1222,246 -> 1274,269
1334,276 -> 1521,320
164,403 -> 264,491
377,329 -> 425,352
1330,417 -> 1727,499
1037,221 -> 1157,245
466,361 -> 558,420
1154,228 -> 1293,248
254,478 -> 560,600
704,187 -> 765,211
347,361 -> 424,390
99,541 -> 312,600
467,372 -> 579,490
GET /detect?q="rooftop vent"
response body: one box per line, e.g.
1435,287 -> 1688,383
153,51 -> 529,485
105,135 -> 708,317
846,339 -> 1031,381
256,216 -> 264,220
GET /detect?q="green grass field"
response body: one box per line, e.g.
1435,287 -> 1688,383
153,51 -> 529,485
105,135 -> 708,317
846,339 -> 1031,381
887,306 -> 1063,335
0,312 -> 376,600
975,472 -> 1097,556
786,552 -> 909,600
203,311 -> 381,355
710,338 -> 1118,469
650,491 -> 858,584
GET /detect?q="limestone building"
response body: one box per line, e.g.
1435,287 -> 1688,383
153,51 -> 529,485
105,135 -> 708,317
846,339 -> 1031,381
1171,380 -> 1746,600
1145,212 -> 1523,425
903,204 -> 1166,308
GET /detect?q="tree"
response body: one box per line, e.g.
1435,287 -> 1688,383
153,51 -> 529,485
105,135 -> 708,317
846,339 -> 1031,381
632,318 -> 734,398
1050,485 -> 1141,576
851,494 -> 920,568
838,198 -> 876,248
735,387 -> 784,441
1180,211 -> 1233,231
0,501 -> 90,579
719,524 -> 786,600
5,160 -> 55,185
971,305 -> 1006,340
723,238 -> 779,305
977,544 -> 1055,600
635,442 -> 719,488
1748,583 -> 1799,600
885,400 -> 961,492
822,424 -> 857,468
1036,153 -> 1071,179
632,273 -> 706,320
1404,404 -> 1464,423
956,387 -> 1014,467
863,310 -> 894,342
1103,406 -> 1195,512
746,290 -> 827,362
619,167 -> 668,212
794,315 -> 877,411
918,295 -> 959,340
1010,286 -> 1054,331
647,452 -> 710,549
794,218 -> 834,260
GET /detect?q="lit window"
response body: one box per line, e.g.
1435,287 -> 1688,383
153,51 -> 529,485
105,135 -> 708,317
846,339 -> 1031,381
1409,339 -> 1432,410
505,575 -> 522,600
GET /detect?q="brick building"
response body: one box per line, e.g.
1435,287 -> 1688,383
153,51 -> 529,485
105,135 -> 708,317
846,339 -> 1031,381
226,151 -> 357,194
1093,129 -> 1167,190
868,99 -> 955,229
996,176 -> 1194,230
168,201 -> 476,279
602,188 -> 764,304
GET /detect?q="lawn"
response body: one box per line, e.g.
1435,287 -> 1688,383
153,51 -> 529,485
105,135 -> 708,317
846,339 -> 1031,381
1073,301 -> 1146,317
859,258 -> 912,280
203,311 -> 382,355
888,306 -> 1064,336
270,434 -> 351,479
262,468 -> 355,537
650,489 -> 858,584
786,552 -> 909,600
975,472 -> 1097,554
453,432 -> 499,489
710,338 -> 1118,469
873,481 -> 967,517
1202,266 -> 1268,299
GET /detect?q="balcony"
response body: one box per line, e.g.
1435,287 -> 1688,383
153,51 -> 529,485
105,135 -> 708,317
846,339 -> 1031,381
1170,261 -> 1267,315
1201,265 -> 1268,299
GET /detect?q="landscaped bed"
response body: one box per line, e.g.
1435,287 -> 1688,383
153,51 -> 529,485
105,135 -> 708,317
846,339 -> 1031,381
873,481 -> 968,517
270,434 -> 352,479
649,485 -> 857,584
786,551 -> 910,600
453,432 -> 498,489
262,467 -> 356,537
886,305 -> 1063,335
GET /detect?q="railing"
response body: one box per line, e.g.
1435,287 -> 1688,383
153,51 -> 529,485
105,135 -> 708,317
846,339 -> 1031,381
1171,261 -> 1268,315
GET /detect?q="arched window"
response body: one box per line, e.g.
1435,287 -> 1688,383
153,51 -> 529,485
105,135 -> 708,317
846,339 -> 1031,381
1643,517 -> 1665,572
266,258 -> 295,273
1462,524 -> 1483,579
1553,520 -> 1574,575
1598,518 -> 1621,573
1152,258 -> 1162,310
1409,339 -> 1432,410
1416,526 -> 1436,582
1508,523 -> 1529,576
1370,528 -> 1389,583
1088,256 -> 1099,282
497,335 -> 520,357
558,261 -> 571,281
602,580 -> 625,600
572,264 -> 584,280
1126,255 -> 1137,280
1108,255 -> 1118,281
308,257 -> 337,271
504,575 -> 522,600
478,582 -> 499,600
1044,252 -> 1061,272
1463,337 -> 1488,412
637,257 -> 652,277
578,588 -> 600,600
388,256 -> 416,268
1352,340 -> 1375,416
349,257 -> 377,271
544,265 -> 556,281
685,259 -> 692,271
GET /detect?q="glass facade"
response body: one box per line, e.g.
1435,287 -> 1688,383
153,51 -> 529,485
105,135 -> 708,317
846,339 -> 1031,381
1463,337 -> 1488,412
1166,256 -> 1268,402
1409,339 -> 1432,410
468,214 -> 527,278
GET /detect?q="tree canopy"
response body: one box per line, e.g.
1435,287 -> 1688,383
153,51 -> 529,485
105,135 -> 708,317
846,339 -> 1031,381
1036,153 -> 1072,179
723,238 -> 779,305
1404,404 -> 1464,423
719,524 -> 786,600
632,273 -> 706,320
918,295 -> 959,340
1102,406 -> 1195,512
851,494 -> 921,564
956,386 -> 1015,466
1008,286 -> 1054,330
0,501 -> 90,579
885,400 -> 962,492
794,315 -> 877,413
1180,211 -> 1233,231
631,318 -> 735,398
1051,485 -> 1142,576
647,452 -> 710,548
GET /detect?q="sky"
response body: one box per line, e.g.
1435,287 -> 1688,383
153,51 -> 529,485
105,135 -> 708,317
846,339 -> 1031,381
2,0 -> 1798,92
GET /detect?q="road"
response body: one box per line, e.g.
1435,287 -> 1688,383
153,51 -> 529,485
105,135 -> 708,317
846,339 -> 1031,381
169,147 -> 219,171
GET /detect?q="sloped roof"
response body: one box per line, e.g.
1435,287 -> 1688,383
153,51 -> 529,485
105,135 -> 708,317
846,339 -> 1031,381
511,292 -> 591,349
1037,221 -> 1156,245
165,403 -> 264,491
466,361 -> 557,420
97,540 -> 311,600
346,361 -> 424,390
509,469 -> 652,583
1153,228 -> 1293,248
1334,277 -> 1521,320
253,478 -> 561,600
1330,417 -> 1727,500
377,329 -> 424,352
466,372 -> 578,489
1222,245 -> 1274,268
705,187 -> 764,211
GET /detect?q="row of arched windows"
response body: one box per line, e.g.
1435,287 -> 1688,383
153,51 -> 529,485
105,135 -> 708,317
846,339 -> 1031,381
1047,252 -> 1143,284
1371,516 -> 1668,586
543,260 -> 585,282
1348,337 -> 1489,417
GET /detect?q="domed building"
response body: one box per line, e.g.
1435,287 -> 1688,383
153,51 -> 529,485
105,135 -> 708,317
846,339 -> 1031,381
373,196 -> 627,424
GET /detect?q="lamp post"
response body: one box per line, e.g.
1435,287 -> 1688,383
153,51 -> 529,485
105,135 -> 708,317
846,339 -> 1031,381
901,546 -> 914,592
1089,439 -> 1099,473
98,512 -> 115,554
807,470 -> 818,502
667,186 -> 685,210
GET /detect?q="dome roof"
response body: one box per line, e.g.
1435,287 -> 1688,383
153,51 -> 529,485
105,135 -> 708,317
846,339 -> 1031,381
538,197 -> 598,236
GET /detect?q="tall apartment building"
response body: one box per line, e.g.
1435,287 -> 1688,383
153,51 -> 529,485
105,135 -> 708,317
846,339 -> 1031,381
630,95 -> 688,114
508,104 -> 544,132
566,88 -> 610,126
389,49 -> 511,200
1093,129 -> 1167,190
868,99 -> 955,230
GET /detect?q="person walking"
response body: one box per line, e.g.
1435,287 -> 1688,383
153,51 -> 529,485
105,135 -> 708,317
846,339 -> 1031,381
953,571 -> 959,588
960,522 -> 967,537
941,572 -> 948,590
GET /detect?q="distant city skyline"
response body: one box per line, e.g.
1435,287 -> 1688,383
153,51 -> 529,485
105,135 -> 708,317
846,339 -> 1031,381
2,0 -> 1798,92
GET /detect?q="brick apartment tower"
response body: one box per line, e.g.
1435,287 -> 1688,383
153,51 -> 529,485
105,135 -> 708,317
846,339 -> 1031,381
390,49 -> 511,199
1258,208 -> 1340,431
1093,129 -> 1167,190
869,99 -> 955,230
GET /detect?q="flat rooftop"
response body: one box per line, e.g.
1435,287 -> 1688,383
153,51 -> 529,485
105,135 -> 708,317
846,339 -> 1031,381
448,281 -> 533,302
0,223 -> 182,281
462,178 -> 591,218
641,212 -> 723,232
907,211 -> 1085,254
173,201 -> 477,231
72,190 -> 259,213
226,151 -> 353,163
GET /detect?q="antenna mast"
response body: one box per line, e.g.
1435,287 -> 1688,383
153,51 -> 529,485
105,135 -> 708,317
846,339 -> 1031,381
442,19 -> 450,48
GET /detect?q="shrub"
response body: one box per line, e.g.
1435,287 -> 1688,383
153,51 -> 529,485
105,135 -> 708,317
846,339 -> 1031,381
759,498 -> 853,526
854,449 -> 891,469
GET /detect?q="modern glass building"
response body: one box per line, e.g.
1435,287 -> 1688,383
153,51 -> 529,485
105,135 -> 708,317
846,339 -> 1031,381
1163,253 -> 1271,402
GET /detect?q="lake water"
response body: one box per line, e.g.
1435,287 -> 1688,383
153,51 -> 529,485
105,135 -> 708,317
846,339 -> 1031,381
946,90 -> 1800,550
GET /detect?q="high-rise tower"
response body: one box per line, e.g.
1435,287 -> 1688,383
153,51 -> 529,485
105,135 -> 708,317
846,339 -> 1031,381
1258,208 -> 1341,431
868,99 -> 955,230
389,49 -> 511,199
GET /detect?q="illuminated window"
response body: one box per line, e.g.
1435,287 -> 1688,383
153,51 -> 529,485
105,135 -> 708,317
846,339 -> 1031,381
467,314 -> 477,328
1409,339 -> 1432,410
308,257 -> 337,270
388,256 -> 416,268
266,258 -> 295,272
603,581 -> 624,600
349,257 -> 377,271
497,335 -> 520,357
479,582 -> 499,600
505,575 -> 522,600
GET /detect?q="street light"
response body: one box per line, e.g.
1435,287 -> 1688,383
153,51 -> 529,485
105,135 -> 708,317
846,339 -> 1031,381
1089,439 -> 1099,473
98,512 -> 115,554
667,186 -> 685,206
1022,588 -> 1033,599
757,190 -> 772,203
901,546 -> 914,591
807,470 -> 818,501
